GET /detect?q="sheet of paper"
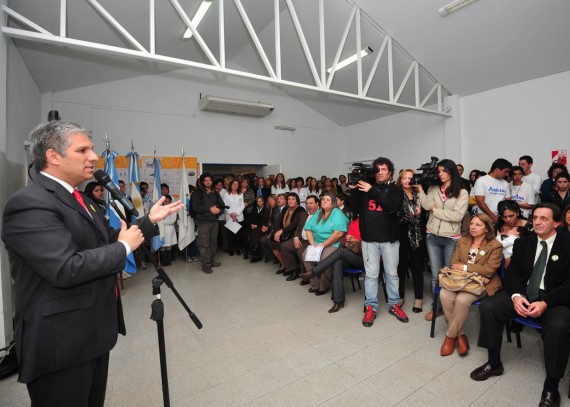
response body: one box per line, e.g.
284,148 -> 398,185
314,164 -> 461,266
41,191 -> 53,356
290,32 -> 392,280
225,220 -> 242,234
304,245 -> 324,262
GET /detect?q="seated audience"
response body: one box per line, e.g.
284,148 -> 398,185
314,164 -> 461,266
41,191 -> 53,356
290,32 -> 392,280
440,214 -> 503,356
470,203 -> 570,407
249,196 -> 267,263
260,194 -> 286,263
311,216 -> 363,313
300,193 -> 348,295
280,195 -> 320,282
270,193 -> 305,274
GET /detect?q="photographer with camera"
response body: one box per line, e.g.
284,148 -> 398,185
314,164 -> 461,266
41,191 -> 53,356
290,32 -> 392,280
413,159 -> 469,321
350,157 -> 407,327
193,172 -> 226,274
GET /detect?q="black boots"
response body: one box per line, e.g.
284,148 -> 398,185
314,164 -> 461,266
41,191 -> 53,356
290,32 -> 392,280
160,249 -> 172,266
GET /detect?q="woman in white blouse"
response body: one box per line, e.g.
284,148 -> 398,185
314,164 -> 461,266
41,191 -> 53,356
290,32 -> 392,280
224,179 -> 245,256
271,172 -> 289,195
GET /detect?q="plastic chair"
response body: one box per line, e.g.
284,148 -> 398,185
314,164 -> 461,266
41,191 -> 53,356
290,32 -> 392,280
510,316 -> 570,398
343,258 -> 388,302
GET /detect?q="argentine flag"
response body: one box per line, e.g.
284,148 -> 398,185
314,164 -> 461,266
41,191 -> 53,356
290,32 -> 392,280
152,157 -> 165,251
102,149 -> 137,273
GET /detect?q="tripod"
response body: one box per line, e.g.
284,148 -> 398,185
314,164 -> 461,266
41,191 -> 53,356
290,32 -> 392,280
109,199 -> 202,407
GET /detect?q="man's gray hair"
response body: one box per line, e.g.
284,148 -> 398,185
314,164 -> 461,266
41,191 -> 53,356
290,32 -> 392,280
29,121 -> 92,172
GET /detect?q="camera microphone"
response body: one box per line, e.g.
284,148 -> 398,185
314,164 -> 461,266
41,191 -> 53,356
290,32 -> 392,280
94,170 -> 139,217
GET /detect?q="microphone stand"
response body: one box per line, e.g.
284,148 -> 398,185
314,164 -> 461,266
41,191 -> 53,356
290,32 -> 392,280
108,199 -> 202,407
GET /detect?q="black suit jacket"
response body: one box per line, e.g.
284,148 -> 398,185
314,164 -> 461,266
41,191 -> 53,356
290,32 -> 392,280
1,174 -> 157,383
505,233 -> 570,307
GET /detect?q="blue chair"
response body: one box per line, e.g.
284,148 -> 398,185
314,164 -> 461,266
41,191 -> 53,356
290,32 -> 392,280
343,259 -> 388,302
430,257 -> 507,338
510,316 -> 570,398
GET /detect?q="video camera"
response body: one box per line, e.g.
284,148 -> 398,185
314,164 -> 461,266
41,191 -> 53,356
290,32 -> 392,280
411,157 -> 439,186
348,163 -> 376,184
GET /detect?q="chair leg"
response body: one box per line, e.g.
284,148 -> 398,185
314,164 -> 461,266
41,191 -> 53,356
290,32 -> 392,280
505,321 -> 512,343
356,273 -> 361,290
515,332 -> 522,348
350,274 -> 356,292
430,292 -> 438,338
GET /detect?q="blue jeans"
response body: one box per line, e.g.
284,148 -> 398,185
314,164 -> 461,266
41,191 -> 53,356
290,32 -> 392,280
362,240 -> 400,309
426,233 -> 458,309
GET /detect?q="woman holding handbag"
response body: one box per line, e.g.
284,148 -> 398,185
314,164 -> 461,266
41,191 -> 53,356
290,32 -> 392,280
439,213 -> 503,357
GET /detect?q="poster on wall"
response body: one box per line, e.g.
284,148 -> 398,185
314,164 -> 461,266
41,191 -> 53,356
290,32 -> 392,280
552,150 -> 567,165
96,155 -> 199,200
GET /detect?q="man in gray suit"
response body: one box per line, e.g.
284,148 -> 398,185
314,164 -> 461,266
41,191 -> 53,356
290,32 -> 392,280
2,121 -> 183,407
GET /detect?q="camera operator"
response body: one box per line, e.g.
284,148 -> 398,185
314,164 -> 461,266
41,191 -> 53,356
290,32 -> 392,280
350,157 -> 408,327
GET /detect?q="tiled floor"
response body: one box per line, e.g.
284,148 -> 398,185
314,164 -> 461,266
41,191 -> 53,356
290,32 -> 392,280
1,252 -> 569,406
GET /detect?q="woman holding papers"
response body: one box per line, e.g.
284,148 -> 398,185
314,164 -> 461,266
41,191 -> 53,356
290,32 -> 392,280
224,179 -> 245,256
300,193 -> 349,295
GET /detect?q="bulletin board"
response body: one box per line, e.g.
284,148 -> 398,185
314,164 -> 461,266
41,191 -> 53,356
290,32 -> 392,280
96,155 -> 199,199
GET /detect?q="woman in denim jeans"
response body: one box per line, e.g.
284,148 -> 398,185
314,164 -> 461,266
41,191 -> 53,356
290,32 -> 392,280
414,159 -> 469,321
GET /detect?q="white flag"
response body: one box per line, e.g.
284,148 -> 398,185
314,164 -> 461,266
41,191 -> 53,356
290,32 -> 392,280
178,160 -> 196,250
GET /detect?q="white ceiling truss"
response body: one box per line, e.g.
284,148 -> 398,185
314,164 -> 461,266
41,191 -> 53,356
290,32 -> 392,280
2,0 -> 452,118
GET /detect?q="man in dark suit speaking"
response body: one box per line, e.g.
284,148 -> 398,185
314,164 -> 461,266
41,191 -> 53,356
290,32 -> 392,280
2,121 -> 183,406
469,202 -> 570,407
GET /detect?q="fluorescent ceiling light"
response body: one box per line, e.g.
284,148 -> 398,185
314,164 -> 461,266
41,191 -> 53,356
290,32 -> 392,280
182,0 -> 213,40
327,47 -> 373,74
438,0 -> 478,17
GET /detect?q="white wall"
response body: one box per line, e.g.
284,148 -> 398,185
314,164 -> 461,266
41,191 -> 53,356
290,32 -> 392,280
460,70 -> 570,178
45,68 -> 344,179
343,110 -> 447,173
1,37 -> 42,350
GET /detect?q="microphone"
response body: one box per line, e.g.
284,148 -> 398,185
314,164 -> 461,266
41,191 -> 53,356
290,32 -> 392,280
94,170 -> 139,217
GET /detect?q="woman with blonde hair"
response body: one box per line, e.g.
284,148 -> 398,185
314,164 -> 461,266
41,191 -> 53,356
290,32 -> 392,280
439,213 -> 503,357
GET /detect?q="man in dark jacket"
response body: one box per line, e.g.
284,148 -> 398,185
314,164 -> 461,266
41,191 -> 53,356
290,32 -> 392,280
350,157 -> 407,327
1,121 -> 182,406
470,203 -> 570,407
193,172 -> 225,274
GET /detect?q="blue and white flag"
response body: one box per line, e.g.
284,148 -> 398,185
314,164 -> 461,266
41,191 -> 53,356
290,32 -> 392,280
126,151 -> 143,219
152,157 -> 165,251
102,149 -> 137,273
178,160 -> 196,251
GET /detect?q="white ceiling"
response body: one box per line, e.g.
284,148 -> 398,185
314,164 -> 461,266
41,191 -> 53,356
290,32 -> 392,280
5,0 -> 570,125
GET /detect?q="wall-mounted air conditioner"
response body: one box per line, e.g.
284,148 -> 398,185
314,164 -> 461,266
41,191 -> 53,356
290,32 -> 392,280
199,94 -> 274,118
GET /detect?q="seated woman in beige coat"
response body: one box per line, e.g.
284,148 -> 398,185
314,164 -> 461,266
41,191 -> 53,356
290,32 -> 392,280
440,213 -> 503,357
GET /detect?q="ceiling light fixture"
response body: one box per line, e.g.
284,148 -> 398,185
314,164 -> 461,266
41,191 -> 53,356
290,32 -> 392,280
327,47 -> 373,74
182,0 -> 213,40
438,0 -> 478,17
